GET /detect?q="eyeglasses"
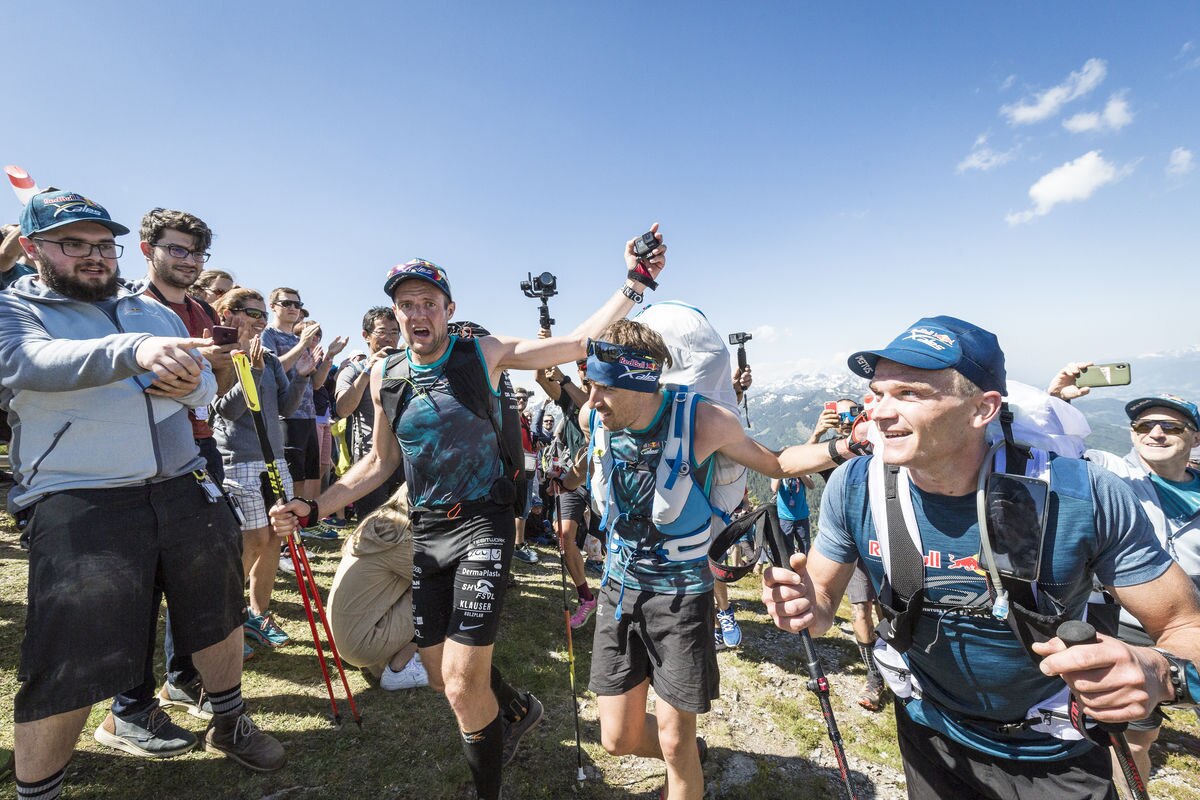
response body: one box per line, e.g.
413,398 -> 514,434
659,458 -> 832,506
1131,419 -> 1196,436
153,242 -> 210,263
232,307 -> 267,320
274,300 -> 304,310
33,238 -> 123,259
209,287 -> 229,297
369,327 -> 400,336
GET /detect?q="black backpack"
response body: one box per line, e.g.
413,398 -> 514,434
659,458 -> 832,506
378,337 -> 527,514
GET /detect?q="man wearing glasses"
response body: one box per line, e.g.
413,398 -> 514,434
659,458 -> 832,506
89,208 -> 243,758
271,227 -> 667,800
763,319 -> 1200,800
1049,365 -> 1200,792
0,191 -> 282,800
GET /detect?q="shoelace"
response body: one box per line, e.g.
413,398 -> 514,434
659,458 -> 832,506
233,714 -> 257,743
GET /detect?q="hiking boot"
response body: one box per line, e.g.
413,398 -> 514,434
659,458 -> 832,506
380,653 -> 429,691
244,610 -> 291,648
569,597 -> 598,629
205,712 -> 286,772
857,673 -> 886,712
93,708 -> 196,758
501,691 -> 544,766
716,608 -> 742,648
512,543 -> 538,564
158,680 -> 213,720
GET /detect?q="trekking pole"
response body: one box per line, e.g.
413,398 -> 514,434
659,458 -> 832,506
1056,621 -> 1150,800
555,488 -> 587,781
232,352 -> 362,727
764,507 -> 857,800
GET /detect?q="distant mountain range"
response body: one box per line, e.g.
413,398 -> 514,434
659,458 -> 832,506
745,345 -> 1200,458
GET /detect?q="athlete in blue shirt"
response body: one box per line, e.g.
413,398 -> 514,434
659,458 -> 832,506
763,316 -> 1200,800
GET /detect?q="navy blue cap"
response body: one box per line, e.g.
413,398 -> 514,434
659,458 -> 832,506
848,315 -> 1007,395
20,190 -> 130,237
1125,394 -> 1200,430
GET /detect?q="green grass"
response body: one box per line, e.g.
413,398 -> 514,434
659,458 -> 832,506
0,507 -> 1197,799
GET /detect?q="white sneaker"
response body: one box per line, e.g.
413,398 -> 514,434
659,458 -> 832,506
381,653 -> 429,691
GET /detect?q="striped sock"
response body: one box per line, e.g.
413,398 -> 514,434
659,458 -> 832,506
17,768 -> 65,800
208,683 -> 245,717
857,640 -> 882,681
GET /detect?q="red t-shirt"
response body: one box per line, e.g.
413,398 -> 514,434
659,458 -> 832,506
159,293 -> 218,440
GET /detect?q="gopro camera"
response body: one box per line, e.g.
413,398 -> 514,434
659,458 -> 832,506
632,231 -> 659,259
520,271 -> 558,300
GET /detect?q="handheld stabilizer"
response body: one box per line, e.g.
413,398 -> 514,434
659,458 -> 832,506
520,271 -> 558,329
728,331 -> 752,426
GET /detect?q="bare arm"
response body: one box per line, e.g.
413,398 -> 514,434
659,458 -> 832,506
270,361 -> 402,530
761,550 -> 858,636
694,402 -> 851,478
1034,563 -> 1200,723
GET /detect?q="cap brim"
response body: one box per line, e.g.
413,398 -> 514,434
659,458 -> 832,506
384,273 -> 451,300
848,345 -> 955,379
31,217 -> 130,237
1125,397 -> 1200,428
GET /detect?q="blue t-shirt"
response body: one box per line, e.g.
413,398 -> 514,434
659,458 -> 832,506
260,327 -> 315,420
1148,469 -> 1200,524
776,477 -> 810,521
816,455 -> 1172,760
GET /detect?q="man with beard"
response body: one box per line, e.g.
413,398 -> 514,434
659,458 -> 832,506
93,208 -> 240,758
0,191 -> 282,800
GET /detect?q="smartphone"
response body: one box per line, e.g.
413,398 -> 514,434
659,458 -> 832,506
1075,362 -> 1131,388
211,325 -> 239,346
984,473 -> 1049,582
824,401 -> 838,413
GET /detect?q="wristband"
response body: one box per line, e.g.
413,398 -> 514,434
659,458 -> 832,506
827,437 -> 847,466
621,284 -> 643,304
297,498 -> 320,529
558,376 -> 572,387
626,267 -> 658,291
1153,649 -> 1198,707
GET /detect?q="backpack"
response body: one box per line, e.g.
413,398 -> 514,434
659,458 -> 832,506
633,301 -> 748,521
377,337 -> 528,514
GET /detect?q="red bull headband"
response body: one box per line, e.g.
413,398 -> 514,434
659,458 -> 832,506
585,339 -> 662,393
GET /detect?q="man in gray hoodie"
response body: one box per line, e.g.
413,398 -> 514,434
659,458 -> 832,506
0,190 -> 283,800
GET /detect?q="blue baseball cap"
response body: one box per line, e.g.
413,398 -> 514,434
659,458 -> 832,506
383,258 -> 452,301
20,190 -> 130,237
1125,394 -> 1200,430
848,315 -> 1007,395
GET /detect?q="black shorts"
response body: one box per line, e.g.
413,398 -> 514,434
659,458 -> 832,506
847,558 -> 877,605
15,472 -> 244,722
283,417 -> 321,482
589,583 -> 719,714
554,487 -> 588,527
895,699 -> 1115,799
410,505 -> 515,648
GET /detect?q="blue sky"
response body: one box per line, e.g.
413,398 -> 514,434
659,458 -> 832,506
7,2 -> 1198,393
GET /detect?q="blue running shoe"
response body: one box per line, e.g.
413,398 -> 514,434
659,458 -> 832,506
716,607 -> 742,648
244,610 -> 291,648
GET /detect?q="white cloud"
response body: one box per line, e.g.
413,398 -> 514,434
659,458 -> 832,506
1062,92 -> 1133,133
1005,150 -> 1129,225
1177,41 -> 1200,71
956,134 -> 1017,173
750,325 -> 786,343
1167,147 -> 1195,176
1001,58 -> 1106,125
1000,74 -> 1016,91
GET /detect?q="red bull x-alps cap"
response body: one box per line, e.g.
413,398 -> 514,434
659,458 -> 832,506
1125,394 -> 1200,430
383,259 -> 452,301
20,190 -> 130,237
848,315 -> 1007,395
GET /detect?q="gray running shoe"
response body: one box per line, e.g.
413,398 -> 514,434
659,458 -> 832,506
512,544 -> 539,564
93,708 -> 197,758
158,680 -> 214,720
205,712 -> 286,772
501,691 -> 544,766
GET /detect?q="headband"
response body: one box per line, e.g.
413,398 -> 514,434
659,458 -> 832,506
585,339 -> 662,393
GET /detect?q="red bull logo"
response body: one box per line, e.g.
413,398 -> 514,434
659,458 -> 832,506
947,553 -> 985,574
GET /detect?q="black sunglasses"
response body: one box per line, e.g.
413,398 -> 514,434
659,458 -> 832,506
233,307 -> 267,320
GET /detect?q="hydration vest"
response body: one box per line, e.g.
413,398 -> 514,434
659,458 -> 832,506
378,337 -> 527,514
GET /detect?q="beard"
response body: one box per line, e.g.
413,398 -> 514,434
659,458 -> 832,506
39,262 -> 121,302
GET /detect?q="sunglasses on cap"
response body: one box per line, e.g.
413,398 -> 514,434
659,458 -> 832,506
586,338 -> 659,366
1131,419 -> 1197,436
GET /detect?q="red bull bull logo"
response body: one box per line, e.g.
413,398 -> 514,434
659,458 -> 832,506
946,553 -> 985,575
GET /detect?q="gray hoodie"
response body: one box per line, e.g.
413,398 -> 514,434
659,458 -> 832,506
0,274 -> 214,510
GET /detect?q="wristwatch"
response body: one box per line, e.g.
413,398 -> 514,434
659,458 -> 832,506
621,284 -> 643,304
1153,648 -> 1198,707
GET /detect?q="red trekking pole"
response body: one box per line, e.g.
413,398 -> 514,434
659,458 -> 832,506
233,352 -> 362,727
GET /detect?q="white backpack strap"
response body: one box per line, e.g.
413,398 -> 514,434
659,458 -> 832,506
652,388 -> 696,527
588,408 -> 614,532
867,456 -> 922,583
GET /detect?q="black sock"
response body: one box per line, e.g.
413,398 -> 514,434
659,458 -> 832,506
17,768 -> 65,800
491,665 -> 526,723
857,640 -> 881,681
461,713 -> 504,800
